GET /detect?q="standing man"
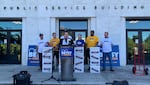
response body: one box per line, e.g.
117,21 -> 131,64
49,32 -> 60,69
101,32 -> 114,72
60,31 -> 74,46
37,33 -> 47,71
76,33 -> 84,46
85,30 -> 99,65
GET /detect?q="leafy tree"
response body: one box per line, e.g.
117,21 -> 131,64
144,34 -> 150,51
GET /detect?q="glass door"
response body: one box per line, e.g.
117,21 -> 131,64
126,31 -> 138,64
142,31 -> 150,64
127,30 -> 150,64
0,32 -> 7,63
0,31 -> 21,64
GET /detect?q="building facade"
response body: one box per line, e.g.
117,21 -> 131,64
0,0 -> 150,66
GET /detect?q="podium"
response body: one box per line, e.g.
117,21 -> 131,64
59,46 -> 75,81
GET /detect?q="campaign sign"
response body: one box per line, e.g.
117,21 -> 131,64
74,47 -> 84,62
90,66 -> 100,73
28,45 -> 39,66
100,45 -> 120,66
60,46 -> 74,57
74,47 -> 84,73
42,47 -> 53,73
74,65 -> 84,73
90,47 -> 100,73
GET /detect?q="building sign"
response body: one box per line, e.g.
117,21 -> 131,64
100,45 -> 120,66
28,45 -> 39,66
42,47 -> 53,73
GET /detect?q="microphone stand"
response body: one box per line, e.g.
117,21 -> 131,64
41,47 -> 60,83
41,67 -> 58,82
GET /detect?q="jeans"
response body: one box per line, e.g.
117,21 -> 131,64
38,53 -> 42,70
102,52 -> 112,70
85,48 -> 90,64
53,51 -> 59,67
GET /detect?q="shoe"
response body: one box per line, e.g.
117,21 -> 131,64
110,69 -> 114,72
101,69 -> 105,71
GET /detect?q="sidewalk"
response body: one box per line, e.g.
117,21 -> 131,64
0,65 -> 150,85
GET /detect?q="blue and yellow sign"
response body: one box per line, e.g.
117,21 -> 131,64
100,45 -> 120,66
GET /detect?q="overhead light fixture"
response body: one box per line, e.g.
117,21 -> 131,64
129,20 -> 139,24
12,21 -> 22,24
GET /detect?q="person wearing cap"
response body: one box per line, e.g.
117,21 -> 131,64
85,30 -> 99,65
100,32 -> 114,72
49,32 -> 60,69
36,33 -> 47,71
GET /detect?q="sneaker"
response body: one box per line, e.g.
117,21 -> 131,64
110,69 -> 114,72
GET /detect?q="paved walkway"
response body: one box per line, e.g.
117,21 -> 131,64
0,65 -> 150,85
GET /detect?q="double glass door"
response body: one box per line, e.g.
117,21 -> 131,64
127,30 -> 150,64
0,31 -> 21,64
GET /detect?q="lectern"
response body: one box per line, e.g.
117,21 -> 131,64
59,46 -> 75,81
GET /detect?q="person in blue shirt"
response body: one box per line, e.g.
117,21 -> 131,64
76,33 -> 84,46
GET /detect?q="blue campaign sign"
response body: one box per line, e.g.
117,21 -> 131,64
100,45 -> 120,66
60,46 -> 74,57
28,45 -> 39,66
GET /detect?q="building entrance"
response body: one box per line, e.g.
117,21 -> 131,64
127,30 -> 150,64
0,20 -> 22,64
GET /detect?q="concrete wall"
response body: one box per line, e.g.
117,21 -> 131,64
0,0 -> 150,65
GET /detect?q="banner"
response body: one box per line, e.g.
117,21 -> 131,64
74,47 -> 84,73
28,45 -> 39,66
60,46 -> 74,57
100,45 -> 120,66
42,47 -> 53,73
90,47 -> 100,73
59,46 -> 74,73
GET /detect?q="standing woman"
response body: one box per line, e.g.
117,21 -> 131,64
76,33 -> 84,47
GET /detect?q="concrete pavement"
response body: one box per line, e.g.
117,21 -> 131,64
0,65 -> 150,85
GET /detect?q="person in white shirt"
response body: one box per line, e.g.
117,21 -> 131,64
37,33 -> 47,71
100,32 -> 114,72
60,31 -> 73,46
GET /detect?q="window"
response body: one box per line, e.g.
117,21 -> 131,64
0,20 -> 22,30
59,20 -> 88,40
